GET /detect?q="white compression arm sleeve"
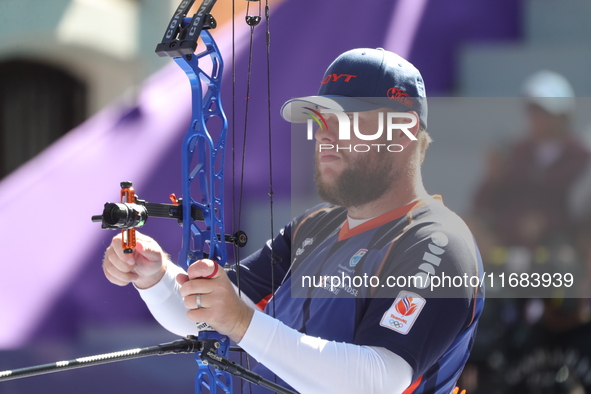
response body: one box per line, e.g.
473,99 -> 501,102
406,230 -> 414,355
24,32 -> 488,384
138,265 -> 413,393
136,262 -> 200,336
239,310 -> 413,394
136,262 -> 258,337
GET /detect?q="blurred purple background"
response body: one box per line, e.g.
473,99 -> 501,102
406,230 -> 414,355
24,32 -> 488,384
0,0 -> 522,392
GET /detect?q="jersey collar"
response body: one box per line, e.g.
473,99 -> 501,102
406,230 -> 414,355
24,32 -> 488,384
338,195 -> 443,241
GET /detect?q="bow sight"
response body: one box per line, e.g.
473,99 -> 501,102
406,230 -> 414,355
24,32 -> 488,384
91,181 -> 247,254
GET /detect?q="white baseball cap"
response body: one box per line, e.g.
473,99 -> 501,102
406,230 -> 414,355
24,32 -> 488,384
522,70 -> 575,115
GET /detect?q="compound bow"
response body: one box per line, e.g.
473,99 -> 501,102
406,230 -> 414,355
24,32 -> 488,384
91,0 -> 291,393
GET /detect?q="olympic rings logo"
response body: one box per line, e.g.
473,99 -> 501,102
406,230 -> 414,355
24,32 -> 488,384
389,319 -> 403,328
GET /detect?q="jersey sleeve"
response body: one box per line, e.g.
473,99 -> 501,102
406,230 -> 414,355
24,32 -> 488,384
226,203 -> 346,307
353,220 -> 483,381
226,223 -> 293,306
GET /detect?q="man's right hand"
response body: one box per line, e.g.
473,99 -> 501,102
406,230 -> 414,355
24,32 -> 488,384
102,232 -> 169,289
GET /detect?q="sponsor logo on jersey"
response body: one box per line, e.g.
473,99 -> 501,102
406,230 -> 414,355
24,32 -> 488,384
295,237 -> 314,256
414,231 -> 449,289
380,291 -> 426,335
349,249 -> 368,267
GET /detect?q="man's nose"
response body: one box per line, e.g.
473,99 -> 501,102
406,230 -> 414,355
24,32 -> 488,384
314,114 -> 339,143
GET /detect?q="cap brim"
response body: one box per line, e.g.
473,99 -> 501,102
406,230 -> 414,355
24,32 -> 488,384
526,97 -> 575,115
281,96 -> 384,123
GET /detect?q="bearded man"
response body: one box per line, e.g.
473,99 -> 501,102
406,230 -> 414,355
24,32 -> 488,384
102,48 -> 484,394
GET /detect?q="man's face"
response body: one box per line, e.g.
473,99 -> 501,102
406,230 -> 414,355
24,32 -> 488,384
313,108 -> 399,208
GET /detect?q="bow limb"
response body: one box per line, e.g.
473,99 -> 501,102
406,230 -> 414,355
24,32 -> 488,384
174,30 -> 228,269
156,0 -> 233,392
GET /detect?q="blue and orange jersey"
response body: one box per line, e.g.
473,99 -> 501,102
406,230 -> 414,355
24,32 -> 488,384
228,196 -> 485,393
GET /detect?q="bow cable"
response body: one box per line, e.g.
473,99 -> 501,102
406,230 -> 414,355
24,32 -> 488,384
232,0 -> 276,391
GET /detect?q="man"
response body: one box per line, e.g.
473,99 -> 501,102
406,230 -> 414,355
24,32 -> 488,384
474,70 -> 588,249
470,71 -> 589,394
103,48 -> 484,393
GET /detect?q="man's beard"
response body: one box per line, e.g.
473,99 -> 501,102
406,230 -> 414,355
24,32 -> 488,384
315,152 -> 396,208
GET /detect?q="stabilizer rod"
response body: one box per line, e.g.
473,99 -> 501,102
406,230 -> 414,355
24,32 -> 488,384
0,337 -> 201,382
0,338 -> 298,394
